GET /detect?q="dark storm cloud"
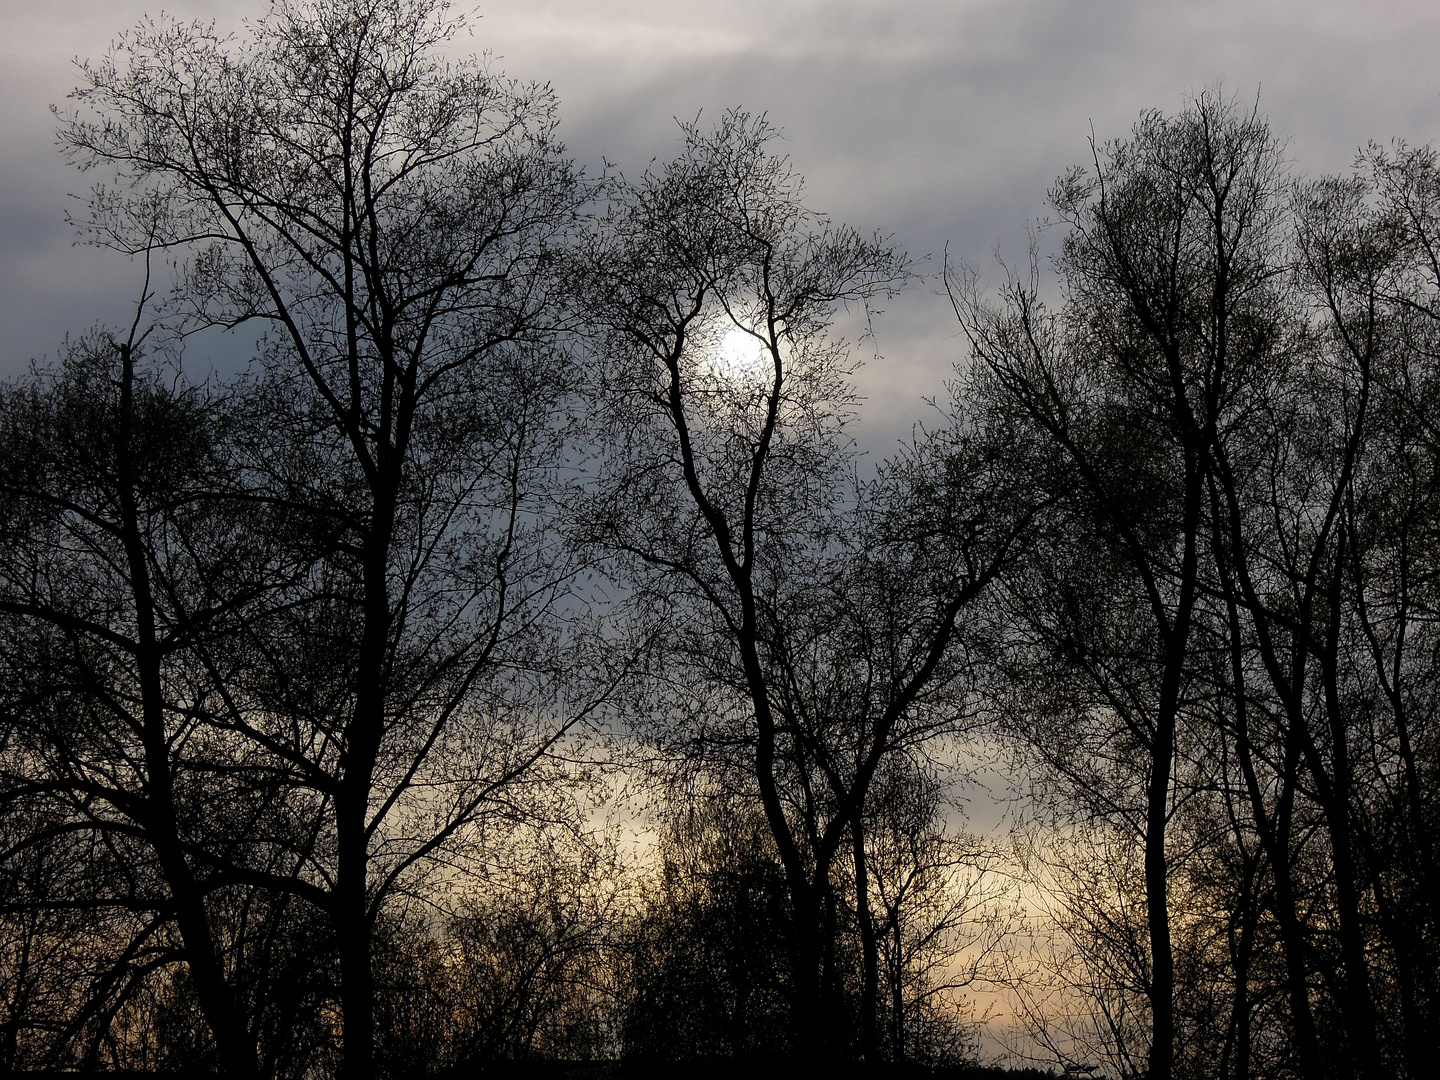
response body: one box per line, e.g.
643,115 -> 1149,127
5,0 -> 1438,445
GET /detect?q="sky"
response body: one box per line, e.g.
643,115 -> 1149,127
3,0 -> 1440,455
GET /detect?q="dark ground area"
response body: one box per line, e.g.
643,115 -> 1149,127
483,1068 -> 1061,1080
466,1066 -> 1060,1079
0,1068 -> 1061,1079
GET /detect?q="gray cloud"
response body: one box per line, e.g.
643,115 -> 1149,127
5,0 -> 1438,448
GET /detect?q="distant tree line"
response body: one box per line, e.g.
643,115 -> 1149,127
0,3 -> 1435,1080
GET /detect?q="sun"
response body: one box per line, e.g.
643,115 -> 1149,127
715,326 -> 768,379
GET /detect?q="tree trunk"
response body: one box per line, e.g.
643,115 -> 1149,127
789,881 -> 823,1060
1144,709 -> 1176,1080
116,344 -> 256,1077
336,807 -> 375,1080
1318,586 -> 1382,1080
1220,850 -> 1259,1080
852,819 -> 881,1060
1142,453 -> 1203,1080
821,878 -> 838,1051
334,474 -> 397,1080
1253,734 -> 1324,1079
891,917 -> 905,1061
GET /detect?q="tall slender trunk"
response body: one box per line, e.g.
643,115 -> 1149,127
1229,649 -> 1323,1076
1372,876 -> 1427,1079
788,881 -> 823,1059
1220,848 -> 1259,1080
1142,450 -> 1204,1080
746,686 -> 822,1059
852,818 -> 880,1060
1255,725 -> 1323,1077
335,475 -> 397,1080
115,344 -> 256,1077
1213,524 -> 1324,1077
1144,707 -> 1176,1080
890,916 -> 905,1061
1211,444 -> 1350,1076
1318,547 -> 1382,1080
821,880 -> 839,1050
1386,677 -> 1440,1057
0,927 -> 24,1071
1314,739 -> 1379,1078
1351,496 -> 1440,1021
336,803 -> 375,1080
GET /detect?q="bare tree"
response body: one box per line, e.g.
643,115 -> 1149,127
576,109 -> 1019,1059
0,320 -> 273,1073
859,752 -> 1003,1064
954,91 -> 1292,1080
57,3 -> 597,1076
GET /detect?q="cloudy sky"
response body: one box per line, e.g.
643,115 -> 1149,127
4,0 -> 1439,452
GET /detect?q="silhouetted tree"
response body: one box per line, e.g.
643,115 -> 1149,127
576,109 -> 1019,1060
57,3 -> 600,1076
954,91 -> 1293,1080
618,797 -> 794,1062
0,322 -> 278,1073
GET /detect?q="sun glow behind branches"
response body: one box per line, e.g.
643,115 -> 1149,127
714,325 -> 768,380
